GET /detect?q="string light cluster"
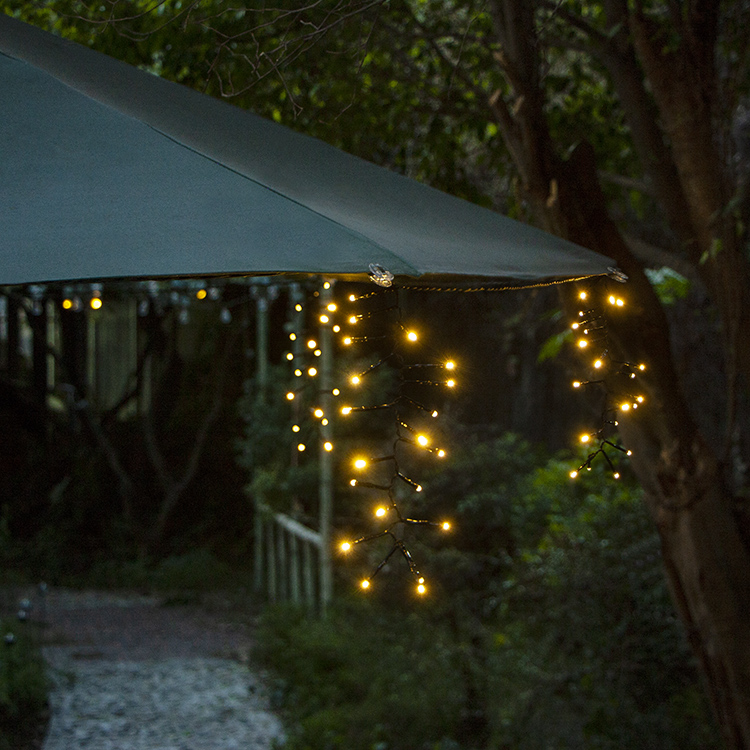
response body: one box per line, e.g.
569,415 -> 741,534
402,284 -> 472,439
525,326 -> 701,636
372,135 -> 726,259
281,281 -> 338,457
569,285 -> 645,480
335,281 -> 454,596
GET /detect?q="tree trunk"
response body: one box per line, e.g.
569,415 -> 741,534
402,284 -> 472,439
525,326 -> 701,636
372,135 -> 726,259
486,2 -> 750,744
561,143 -> 750,749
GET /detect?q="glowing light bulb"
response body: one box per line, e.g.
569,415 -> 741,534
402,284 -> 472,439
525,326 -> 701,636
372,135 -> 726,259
578,339 -> 588,349
343,337 -> 353,346
333,325 -> 341,333
431,410 -> 439,418
570,470 -> 578,479
446,379 -> 456,388
295,304 -> 303,312
314,349 -> 322,357
375,507 -> 387,518
580,434 -> 590,443
417,578 -> 427,595
332,388 -> 340,396
445,360 -> 456,370
308,367 -> 318,377
613,472 -> 621,479
292,425 -> 300,433
406,330 -> 418,342
636,395 -> 644,403
324,442 -> 333,452
297,443 -> 306,452
571,322 -> 579,330
354,458 -> 368,470
341,406 -> 352,416
579,291 -> 588,300
360,580 -> 370,590
323,281 -> 331,290
350,479 -> 358,487
594,359 -> 603,369
626,450 -> 633,456
441,521 -> 451,531
327,303 -> 337,312
90,297 -> 102,310
289,333 -> 297,341
572,381 -> 582,388
319,314 -> 330,324
639,364 -> 646,371
286,392 -> 295,401
351,375 -> 361,386
307,339 -> 317,349
437,449 -> 446,458
340,541 -> 351,552
322,419 -> 329,426
286,352 -> 294,361
348,315 -> 358,325
314,408 -> 324,418
415,484 -> 423,492
417,434 -> 429,447
349,294 -> 357,302
620,403 -> 631,412
294,369 -> 302,377
608,295 -> 616,305
62,299 -> 73,310
196,289 -> 207,300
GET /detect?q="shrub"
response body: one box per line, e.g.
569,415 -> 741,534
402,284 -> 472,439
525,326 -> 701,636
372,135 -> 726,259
0,619 -> 48,750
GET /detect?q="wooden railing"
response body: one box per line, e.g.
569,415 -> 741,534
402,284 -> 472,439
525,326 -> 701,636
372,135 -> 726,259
253,500 -> 329,612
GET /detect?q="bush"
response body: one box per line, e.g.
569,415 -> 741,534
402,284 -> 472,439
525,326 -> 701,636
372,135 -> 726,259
255,435 -> 718,750
0,619 -> 48,750
257,600 -> 483,750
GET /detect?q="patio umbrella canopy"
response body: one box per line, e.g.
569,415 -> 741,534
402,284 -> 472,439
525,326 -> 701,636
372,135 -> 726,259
0,14 -> 615,287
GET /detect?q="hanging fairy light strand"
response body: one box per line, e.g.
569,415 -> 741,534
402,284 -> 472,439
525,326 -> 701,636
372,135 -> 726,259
568,277 -> 646,480
335,267 -> 454,596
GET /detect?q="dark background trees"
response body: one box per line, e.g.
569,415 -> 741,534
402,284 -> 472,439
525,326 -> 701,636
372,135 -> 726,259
2,0 -> 749,746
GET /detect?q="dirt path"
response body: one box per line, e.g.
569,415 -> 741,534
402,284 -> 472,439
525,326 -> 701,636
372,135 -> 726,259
28,588 -> 284,750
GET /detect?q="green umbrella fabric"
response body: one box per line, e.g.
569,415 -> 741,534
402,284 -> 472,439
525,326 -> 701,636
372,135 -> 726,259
0,14 -> 615,287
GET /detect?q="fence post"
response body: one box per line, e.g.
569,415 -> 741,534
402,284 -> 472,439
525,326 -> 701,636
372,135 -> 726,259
318,280 -> 334,613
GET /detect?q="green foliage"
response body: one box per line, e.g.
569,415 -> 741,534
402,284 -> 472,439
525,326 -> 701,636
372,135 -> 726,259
70,549 -> 241,592
489,454 -> 718,749
0,620 -> 48,750
257,601 -> 477,750
258,436 -> 716,749
645,267 -> 691,305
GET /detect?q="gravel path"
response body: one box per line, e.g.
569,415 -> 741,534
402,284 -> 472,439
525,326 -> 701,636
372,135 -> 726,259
33,589 -> 285,750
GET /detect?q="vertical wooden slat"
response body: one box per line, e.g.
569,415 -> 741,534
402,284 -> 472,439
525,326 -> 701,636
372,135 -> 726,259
303,541 -> 315,611
277,523 -> 288,602
290,533 -> 301,605
253,502 -> 264,595
267,519 -> 277,603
